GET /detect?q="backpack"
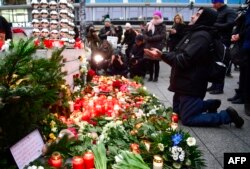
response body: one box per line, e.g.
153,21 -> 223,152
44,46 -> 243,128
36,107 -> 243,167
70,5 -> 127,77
207,38 -> 227,83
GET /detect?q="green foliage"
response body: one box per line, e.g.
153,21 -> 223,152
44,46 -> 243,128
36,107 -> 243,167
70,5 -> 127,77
112,150 -> 150,169
0,38 -> 68,167
92,143 -> 107,169
132,76 -> 144,85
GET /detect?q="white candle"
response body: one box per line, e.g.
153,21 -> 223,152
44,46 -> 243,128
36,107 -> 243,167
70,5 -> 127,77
68,101 -> 74,112
153,155 -> 163,169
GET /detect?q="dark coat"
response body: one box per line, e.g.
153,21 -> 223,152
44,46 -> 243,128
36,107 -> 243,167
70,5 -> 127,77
242,6 -> 250,51
98,26 -> 116,41
161,25 -> 214,98
167,23 -> 186,51
0,16 -> 12,40
122,29 -> 137,49
214,5 -> 237,46
144,23 -> 166,51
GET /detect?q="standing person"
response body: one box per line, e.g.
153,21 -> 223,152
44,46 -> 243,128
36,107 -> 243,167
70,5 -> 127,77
114,25 -> 123,44
143,10 -> 166,82
98,18 -> 116,42
208,0 -> 237,94
0,15 -> 12,41
167,14 -> 186,52
242,0 -> 250,115
227,5 -> 248,104
129,34 -> 146,78
121,23 -> 137,59
144,7 -> 244,128
86,26 -> 100,51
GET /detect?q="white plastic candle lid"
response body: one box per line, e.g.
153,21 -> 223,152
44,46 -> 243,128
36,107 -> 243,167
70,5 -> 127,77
40,0 -> 48,4
32,10 -> 39,14
31,0 -> 39,4
50,11 -> 58,15
32,19 -> 39,23
50,20 -> 58,24
51,30 -> 59,34
32,28 -> 40,32
40,9 -> 48,14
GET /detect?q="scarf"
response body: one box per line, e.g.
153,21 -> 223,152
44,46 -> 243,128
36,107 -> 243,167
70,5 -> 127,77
147,18 -> 163,34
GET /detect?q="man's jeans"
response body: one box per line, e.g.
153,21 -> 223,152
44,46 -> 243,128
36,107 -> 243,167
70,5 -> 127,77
173,94 -> 231,126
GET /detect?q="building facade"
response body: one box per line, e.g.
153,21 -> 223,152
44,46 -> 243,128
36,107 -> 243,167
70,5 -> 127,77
0,0 -> 245,28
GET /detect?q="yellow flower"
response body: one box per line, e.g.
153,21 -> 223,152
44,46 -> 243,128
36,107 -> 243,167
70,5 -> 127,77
50,120 -> 56,127
49,133 -> 56,140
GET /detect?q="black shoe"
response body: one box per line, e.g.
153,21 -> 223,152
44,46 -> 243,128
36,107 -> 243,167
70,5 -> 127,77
207,99 -> 221,113
148,77 -> 153,82
209,90 -> 223,94
245,103 -> 250,116
226,107 -> 244,128
207,86 -> 215,92
231,98 -> 244,104
234,67 -> 239,71
227,95 -> 240,101
226,73 -> 233,78
153,78 -> 158,82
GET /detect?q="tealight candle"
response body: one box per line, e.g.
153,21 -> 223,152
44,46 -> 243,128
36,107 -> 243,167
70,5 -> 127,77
153,155 -> 163,169
72,156 -> 84,169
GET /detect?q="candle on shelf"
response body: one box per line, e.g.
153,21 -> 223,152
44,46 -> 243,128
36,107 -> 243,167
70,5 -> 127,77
72,156 -> 84,169
49,151 -> 63,168
153,155 -> 163,169
83,151 -> 95,169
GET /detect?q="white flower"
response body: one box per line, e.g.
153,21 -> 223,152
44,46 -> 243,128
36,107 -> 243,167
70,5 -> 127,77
51,127 -> 58,132
115,154 -> 123,163
177,147 -> 182,152
179,154 -> 185,161
173,162 -> 182,169
135,109 -> 145,118
158,143 -> 165,151
115,120 -> 123,125
37,166 -> 44,169
172,155 -> 178,161
186,137 -> 196,146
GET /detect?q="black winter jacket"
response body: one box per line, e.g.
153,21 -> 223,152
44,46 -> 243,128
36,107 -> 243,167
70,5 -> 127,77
161,25 -> 214,98
214,5 -> 237,46
144,23 -> 166,51
98,26 -> 116,41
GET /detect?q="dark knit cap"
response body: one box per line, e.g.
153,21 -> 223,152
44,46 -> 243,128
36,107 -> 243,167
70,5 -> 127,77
195,7 -> 218,26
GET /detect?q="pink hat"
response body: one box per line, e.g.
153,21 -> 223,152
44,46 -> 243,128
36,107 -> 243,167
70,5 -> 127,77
153,10 -> 162,18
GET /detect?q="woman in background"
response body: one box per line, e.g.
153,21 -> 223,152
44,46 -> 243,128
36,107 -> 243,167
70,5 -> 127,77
167,14 -> 186,52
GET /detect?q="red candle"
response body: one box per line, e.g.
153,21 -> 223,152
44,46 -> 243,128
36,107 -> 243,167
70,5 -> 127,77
49,152 -> 62,168
72,156 -> 84,169
74,103 -> 81,111
83,151 -> 94,169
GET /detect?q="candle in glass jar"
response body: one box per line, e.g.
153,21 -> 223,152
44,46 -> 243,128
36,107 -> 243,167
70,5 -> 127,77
83,151 -> 95,169
72,156 -> 84,169
153,155 -> 163,169
49,151 -> 63,168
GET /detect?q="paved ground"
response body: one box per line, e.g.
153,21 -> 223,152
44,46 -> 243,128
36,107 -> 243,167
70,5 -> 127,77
144,62 -> 250,169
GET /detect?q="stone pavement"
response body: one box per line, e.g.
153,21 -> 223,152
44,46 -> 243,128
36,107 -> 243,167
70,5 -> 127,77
144,62 -> 250,169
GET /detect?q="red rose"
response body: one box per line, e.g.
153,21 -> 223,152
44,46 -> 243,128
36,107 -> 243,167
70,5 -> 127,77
88,69 -> 96,77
